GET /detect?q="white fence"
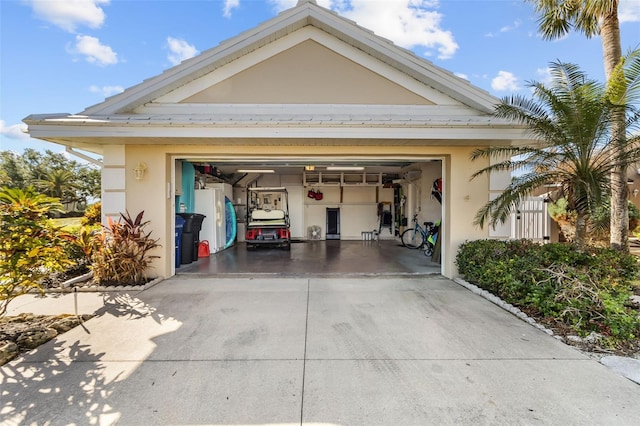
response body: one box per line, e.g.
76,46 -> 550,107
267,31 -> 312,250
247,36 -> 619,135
511,197 -> 550,243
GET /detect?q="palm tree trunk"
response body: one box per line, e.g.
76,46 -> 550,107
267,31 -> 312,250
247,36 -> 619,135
574,210 -> 589,250
601,10 -> 628,252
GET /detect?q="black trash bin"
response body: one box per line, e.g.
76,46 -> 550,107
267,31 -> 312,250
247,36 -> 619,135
190,213 -> 206,261
175,215 -> 185,269
178,213 -> 206,262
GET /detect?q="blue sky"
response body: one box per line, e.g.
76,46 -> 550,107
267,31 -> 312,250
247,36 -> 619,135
1,0 -> 639,156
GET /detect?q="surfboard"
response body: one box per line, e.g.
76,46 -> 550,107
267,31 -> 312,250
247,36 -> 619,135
224,196 -> 237,249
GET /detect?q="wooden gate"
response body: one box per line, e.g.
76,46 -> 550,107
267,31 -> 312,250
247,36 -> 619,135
511,197 -> 550,243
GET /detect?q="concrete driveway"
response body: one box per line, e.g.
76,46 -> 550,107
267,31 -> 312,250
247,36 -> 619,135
2,276 -> 639,425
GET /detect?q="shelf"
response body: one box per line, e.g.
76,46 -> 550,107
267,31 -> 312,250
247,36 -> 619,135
304,172 -> 383,187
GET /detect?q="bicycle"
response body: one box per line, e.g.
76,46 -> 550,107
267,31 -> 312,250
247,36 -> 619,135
401,214 -> 439,256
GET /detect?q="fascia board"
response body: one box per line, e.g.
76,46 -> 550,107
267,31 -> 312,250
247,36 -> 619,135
24,121 -> 532,142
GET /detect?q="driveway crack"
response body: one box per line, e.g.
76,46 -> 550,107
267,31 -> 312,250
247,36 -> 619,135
300,278 -> 310,425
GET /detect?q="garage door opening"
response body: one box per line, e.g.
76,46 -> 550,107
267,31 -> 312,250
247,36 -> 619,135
171,156 -> 444,276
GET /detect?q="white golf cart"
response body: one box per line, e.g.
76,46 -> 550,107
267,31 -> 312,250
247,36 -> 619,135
245,187 -> 291,250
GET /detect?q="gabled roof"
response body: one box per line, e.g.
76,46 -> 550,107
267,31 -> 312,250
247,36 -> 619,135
80,0 -> 497,116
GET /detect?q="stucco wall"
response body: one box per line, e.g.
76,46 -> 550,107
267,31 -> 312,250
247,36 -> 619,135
122,146 -> 172,280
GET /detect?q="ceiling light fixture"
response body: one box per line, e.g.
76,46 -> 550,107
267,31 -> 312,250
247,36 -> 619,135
236,169 -> 275,173
326,166 -> 364,171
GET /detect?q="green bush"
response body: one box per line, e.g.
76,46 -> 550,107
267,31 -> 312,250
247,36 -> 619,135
0,187 -> 75,316
81,202 -> 101,226
456,240 -> 640,343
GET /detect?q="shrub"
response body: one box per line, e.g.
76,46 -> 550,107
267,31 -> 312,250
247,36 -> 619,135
0,187 -> 75,316
81,202 -> 101,226
91,210 -> 160,286
456,239 -> 640,343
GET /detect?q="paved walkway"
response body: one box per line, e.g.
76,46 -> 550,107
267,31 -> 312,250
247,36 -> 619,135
2,276 -> 639,425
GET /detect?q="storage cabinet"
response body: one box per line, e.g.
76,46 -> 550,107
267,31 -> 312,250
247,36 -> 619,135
303,172 -> 383,187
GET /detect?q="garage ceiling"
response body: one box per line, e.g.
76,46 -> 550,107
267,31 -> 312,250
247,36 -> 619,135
181,157 -> 438,186
182,158 -> 436,184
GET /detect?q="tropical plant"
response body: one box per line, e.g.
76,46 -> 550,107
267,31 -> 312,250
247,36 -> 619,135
91,211 -> 160,286
33,169 -> 81,205
81,202 -> 102,226
0,187 -> 75,316
471,59 -> 640,248
525,0 -> 630,251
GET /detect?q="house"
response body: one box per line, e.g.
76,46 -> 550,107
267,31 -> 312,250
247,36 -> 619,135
23,0 -> 533,278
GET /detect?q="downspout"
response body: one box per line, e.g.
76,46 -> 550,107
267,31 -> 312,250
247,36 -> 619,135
65,146 -> 103,168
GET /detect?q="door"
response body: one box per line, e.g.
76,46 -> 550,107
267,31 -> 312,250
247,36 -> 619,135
326,208 -> 340,240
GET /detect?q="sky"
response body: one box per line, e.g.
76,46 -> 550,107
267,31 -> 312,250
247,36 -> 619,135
1,0 -> 639,156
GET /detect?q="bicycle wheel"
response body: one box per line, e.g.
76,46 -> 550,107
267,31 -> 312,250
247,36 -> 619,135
401,228 -> 425,249
424,242 -> 434,257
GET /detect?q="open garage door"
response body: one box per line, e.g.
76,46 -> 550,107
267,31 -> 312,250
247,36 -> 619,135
171,155 -> 444,276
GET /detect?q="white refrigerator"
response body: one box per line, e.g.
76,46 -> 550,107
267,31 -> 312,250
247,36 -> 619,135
194,188 -> 226,254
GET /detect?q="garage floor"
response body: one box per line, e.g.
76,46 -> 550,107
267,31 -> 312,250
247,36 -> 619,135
177,240 -> 441,276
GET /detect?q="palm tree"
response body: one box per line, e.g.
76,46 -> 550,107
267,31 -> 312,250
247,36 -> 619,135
33,169 -> 80,205
471,60 -> 640,248
525,0 -> 627,250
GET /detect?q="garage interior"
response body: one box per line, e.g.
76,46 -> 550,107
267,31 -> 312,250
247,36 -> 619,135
174,157 -> 443,276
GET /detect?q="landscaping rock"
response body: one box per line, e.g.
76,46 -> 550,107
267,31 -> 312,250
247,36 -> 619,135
16,327 -> 58,350
0,314 -> 95,365
50,316 -> 83,333
0,340 -> 19,365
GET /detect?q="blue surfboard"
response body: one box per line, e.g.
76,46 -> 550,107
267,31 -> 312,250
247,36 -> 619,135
224,196 -> 237,249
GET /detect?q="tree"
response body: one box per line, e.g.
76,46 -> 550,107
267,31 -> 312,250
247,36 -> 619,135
525,0 -> 628,250
34,169 -> 81,205
0,149 -> 101,208
471,60 -> 640,249
0,151 -> 30,188
0,187 -> 74,316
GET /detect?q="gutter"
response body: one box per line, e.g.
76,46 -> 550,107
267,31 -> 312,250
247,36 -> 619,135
65,146 -> 103,168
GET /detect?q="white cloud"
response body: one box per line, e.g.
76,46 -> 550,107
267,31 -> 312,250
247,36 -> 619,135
619,0 -> 640,23
536,67 -> 552,84
268,0 -> 297,10
491,71 -> 519,92
0,120 -> 30,140
89,85 -> 124,98
454,72 -> 469,81
267,0 -> 458,59
25,0 -> 109,33
223,0 -> 240,18
500,20 -> 521,33
69,35 -> 118,65
167,37 -> 199,66
485,19 -> 521,38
